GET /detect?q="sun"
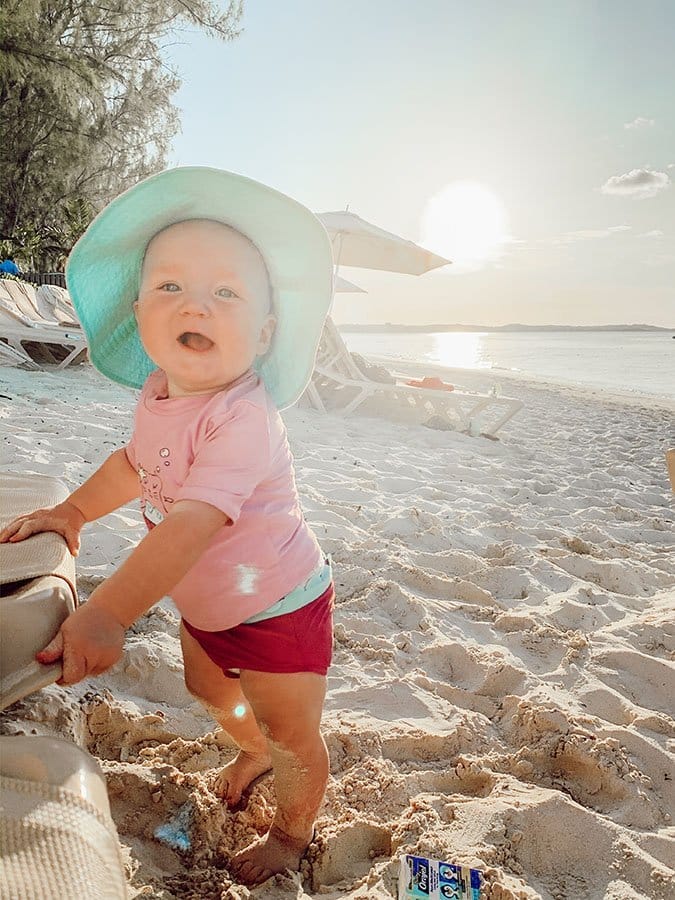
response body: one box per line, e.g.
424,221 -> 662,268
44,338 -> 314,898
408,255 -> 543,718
420,181 -> 508,269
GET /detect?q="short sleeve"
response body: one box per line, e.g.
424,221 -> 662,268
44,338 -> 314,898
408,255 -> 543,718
176,400 -> 271,523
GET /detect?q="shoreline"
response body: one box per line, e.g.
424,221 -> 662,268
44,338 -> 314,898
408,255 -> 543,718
337,325 -> 675,334
365,354 -> 675,413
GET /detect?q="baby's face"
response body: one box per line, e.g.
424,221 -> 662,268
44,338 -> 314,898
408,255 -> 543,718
135,220 -> 276,397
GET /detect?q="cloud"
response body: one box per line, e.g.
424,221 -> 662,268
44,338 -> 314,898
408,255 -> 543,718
643,252 -> 675,266
624,116 -> 655,129
559,225 -> 631,243
600,168 -> 670,199
639,229 -> 664,238
668,163 -> 675,169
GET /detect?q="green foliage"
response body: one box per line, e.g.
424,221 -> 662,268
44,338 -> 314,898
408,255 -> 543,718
0,0 -> 242,269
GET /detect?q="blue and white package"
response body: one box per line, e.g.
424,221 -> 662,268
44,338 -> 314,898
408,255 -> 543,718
398,854 -> 483,900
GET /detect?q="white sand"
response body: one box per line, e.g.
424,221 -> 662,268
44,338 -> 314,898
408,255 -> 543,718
1,362 -> 674,900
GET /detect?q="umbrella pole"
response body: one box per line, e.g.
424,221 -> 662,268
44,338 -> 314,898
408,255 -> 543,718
334,204 -> 350,279
330,207 -> 349,310
332,233 -> 344,311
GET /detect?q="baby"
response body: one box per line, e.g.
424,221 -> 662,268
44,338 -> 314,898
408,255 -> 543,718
0,167 -> 336,886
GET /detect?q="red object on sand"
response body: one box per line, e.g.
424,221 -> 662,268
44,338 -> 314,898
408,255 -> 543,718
405,376 -> 455,392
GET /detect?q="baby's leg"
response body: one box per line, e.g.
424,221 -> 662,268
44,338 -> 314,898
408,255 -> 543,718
229,670 -> 328,886
180,622 -> 272,807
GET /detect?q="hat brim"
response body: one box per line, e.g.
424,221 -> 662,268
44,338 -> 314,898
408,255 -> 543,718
66,167 -> 334,408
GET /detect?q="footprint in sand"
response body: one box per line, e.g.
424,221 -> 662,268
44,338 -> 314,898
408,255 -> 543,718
592,648 -> 675,716
500,794 -> 671,900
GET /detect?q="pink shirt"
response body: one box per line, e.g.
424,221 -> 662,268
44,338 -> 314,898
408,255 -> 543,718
125,369 -> 323,630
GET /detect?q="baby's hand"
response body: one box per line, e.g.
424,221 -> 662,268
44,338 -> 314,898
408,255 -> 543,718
0,500 -> 86,556
36,604 -> 126,685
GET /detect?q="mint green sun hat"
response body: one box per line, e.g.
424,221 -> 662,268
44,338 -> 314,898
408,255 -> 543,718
66,167 -> 335,409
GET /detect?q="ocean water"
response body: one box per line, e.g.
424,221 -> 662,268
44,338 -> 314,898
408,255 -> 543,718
340,330 -> 675,400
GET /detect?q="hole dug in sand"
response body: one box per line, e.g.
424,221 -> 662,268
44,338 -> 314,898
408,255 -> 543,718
308,822 -> 393,888
105,763 -> 192,878
106,758 -> 277,895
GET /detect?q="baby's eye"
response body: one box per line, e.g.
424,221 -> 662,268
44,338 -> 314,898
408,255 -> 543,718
216,287 -> 239,299
159,282 -> 180,292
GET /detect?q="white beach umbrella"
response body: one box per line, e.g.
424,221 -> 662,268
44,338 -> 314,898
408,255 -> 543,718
317,210 -> 451,275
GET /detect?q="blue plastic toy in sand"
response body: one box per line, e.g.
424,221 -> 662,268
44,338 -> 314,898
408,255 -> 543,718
154,802 -> 193,852
398,854 -> 483,900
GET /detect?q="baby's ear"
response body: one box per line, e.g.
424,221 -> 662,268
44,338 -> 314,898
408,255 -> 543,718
132,300 -> 139,319
256,314 -> 276,356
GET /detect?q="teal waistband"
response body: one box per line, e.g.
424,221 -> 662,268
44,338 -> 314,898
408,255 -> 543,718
243,556 -> 333,624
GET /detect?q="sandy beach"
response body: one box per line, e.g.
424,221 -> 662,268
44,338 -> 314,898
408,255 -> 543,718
1,361 -> 674,900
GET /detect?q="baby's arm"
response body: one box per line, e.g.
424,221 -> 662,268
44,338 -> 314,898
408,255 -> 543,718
36,500 -> 230,684
86,500 -> 231,627
0,448 -> 139,555
68,447 -> 140,523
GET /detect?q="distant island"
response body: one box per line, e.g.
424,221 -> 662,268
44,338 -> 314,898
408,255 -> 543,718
339,323 -> 674,333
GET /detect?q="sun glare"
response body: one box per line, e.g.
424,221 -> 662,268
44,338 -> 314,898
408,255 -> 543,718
420,182 -> 508,269
432,332 -> 487,369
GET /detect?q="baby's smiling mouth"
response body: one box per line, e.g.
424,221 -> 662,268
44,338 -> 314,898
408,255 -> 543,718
178,332 -> 215,352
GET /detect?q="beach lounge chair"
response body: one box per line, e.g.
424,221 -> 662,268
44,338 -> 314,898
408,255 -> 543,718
0,473 -> 128,898
305,317 -> 524,437
0,736 -> 128,899
0,473 -> 77,710
0,340 -> 40,369
0,279 -> 87,369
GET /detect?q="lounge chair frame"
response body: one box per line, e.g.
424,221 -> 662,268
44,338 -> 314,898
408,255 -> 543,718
0,279 -> 87,369
305,317 -> 523,437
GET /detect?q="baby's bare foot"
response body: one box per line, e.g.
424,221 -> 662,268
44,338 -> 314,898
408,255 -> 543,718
229,824 -> 313,886
213,749 -> 272,810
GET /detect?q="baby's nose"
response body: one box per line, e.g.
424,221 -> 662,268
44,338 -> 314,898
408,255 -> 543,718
178,291 -> 210,316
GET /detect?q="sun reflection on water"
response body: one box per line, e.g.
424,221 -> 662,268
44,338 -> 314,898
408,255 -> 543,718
429,332 -> 490,370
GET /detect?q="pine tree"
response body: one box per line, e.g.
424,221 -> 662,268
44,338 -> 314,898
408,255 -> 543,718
0,0 -> 242,268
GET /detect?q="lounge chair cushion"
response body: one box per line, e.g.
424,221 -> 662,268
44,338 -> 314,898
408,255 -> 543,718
0,736 -> 128,899
0,473 -> 77,710
0,473 -> 76,596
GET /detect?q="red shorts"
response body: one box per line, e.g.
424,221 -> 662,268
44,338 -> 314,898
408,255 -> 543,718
182,583 -> 335,677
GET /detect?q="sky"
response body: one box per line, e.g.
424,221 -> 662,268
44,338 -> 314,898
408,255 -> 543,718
166,0 -> 674,327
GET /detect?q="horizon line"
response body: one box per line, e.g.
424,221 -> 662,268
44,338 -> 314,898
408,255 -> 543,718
337,322 -> 674,330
